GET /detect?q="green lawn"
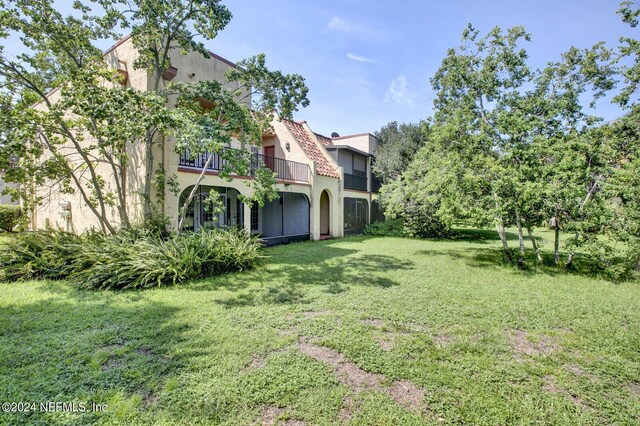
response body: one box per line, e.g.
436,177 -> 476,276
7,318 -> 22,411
1,230 -> 639,425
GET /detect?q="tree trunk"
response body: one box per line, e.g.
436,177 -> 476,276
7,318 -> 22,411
553,211 -> 560,265
565,251 -> 575,269
494,192 -> 512,262
39,132 -> 115,234
496,222 -> 512,262
565,231 -> 579,269
143,129 -> 154,220
515,203 -> 526,268
527,227 -> 543,263
142,72 -> 166,221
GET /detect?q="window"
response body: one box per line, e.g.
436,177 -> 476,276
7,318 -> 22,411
353,154 -> 367,177
343,198 -> 369,235
236,199 -> 243,228
250,204 -> 259,231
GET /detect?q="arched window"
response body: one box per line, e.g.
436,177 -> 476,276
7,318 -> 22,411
178,186 -> 244,231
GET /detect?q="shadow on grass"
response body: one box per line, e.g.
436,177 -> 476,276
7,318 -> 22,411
212,241 -> 415,307
416,246 -> 611,281
0,291 -> 192,424
425,227 -> 521,245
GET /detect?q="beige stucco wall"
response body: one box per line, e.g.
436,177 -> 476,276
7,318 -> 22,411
310,173 -> 342,240
333,134 -> 378,155
28,35 -> 376,240
269,120 -> 314,166
29,37 -> 151,233
158,46 -> 245,215
29,36 -> 244,233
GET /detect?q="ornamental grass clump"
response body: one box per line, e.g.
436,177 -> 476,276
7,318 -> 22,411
0,229 -> 88,281
0,228 -> 263,289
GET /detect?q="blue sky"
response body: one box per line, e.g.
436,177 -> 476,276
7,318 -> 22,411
8,0 -> 633,136
204,0 -> 634,136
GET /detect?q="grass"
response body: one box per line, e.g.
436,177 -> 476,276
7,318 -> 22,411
1,229 -> 639,425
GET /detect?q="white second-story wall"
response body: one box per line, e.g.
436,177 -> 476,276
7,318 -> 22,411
332,134 -> 378,155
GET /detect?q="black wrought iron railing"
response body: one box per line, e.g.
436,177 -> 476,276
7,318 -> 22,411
179,147 -> 310,183
344,173 -> 368,191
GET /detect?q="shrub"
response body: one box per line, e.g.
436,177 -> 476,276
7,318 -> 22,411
401,200 -> 452,238
0,205 -> 22,232
364,218 -> 406,237
0,229 -> 84,281
0,228 -> 263,289
74,228 -> 263,290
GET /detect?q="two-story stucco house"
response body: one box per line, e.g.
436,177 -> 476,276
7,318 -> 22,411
27,36 -> 384,243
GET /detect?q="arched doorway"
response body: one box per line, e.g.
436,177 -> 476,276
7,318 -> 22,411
320,190 -> 330,237
260,192 -> 310,245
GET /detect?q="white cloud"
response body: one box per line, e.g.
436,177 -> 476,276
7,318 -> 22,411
328,16 -> 376,35
328,16 -> 349,31
347,53 -> 374,63
385,75 -> 413,104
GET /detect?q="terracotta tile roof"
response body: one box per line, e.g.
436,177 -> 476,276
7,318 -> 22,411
283,121 -> 340,179
314,133 -> 333,147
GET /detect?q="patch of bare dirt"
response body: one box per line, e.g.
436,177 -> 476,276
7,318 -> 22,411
245,347 -> 296,372
248,356 -> 266,370
361,318 -> 384,328
629,382 -> 640,396
137,347 -> 153,357
287,311 -> 328,320
296,342 -> 383,391
260,406 -> 306,426
405,323 -> 429,332
377,336 -> 394,352
143,393 -> 158,405
261,406 -> 285,426
295,342 -> 424,412
565,364 -> 596,381
507,329 -> 559,357
432,332 -> 453,346
376,332 -> 412,352
101,357 -> 125,371
337,395 -> 357,422
277,328 -> 297,337
542,375 -> 583,405
388,380 -> 424,412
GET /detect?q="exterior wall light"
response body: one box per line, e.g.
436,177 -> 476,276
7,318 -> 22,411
116,60 -> 128,86
163,66 -> 178,81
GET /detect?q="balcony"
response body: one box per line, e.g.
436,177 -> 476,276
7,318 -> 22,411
179,147 -> 310,183
371,174 -> 383,193
344,171 -> 368,191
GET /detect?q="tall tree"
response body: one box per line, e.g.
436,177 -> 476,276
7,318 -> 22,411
0,0 -> 128,233
387,24 -> 609,269
429,24 -> 535,263
372,121 -> 424,182
615,1 -> 640,106
0,0 -> 309,233
118,0 -> 233,219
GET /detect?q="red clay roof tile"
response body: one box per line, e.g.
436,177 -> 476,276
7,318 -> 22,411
283,121 -> 340,179
314,133 -> 334,147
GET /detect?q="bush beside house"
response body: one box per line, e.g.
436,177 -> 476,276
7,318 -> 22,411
0,228 -> 263,289
0,205 -> 21,232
